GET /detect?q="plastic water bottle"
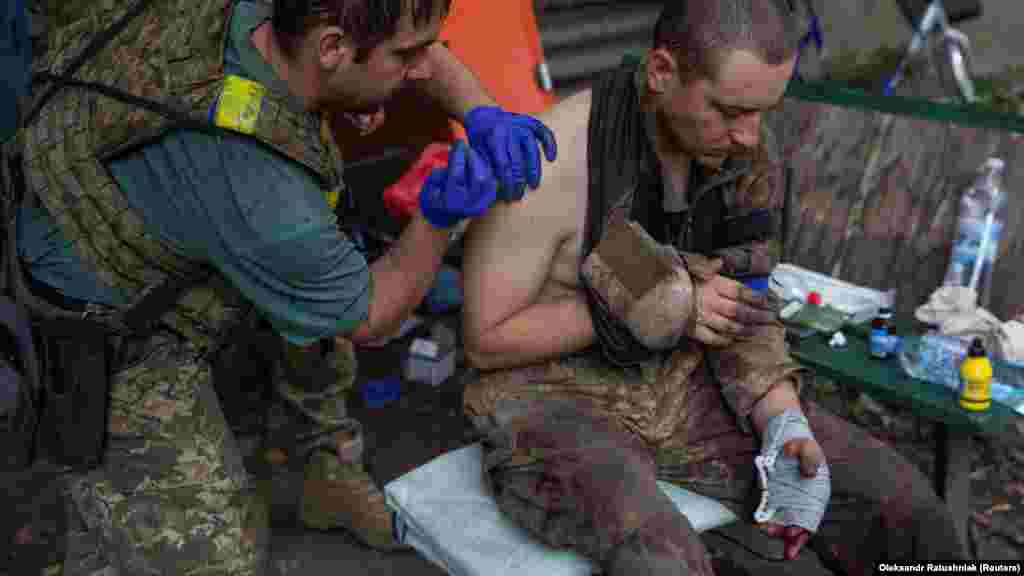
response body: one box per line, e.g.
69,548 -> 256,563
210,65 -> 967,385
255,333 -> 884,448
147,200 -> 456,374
942,158 -> 1008,308
899,332 -> 1024,412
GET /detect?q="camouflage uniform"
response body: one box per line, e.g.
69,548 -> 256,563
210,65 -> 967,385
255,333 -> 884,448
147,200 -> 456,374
18,0 -> 369,572
464,63 -> 969,575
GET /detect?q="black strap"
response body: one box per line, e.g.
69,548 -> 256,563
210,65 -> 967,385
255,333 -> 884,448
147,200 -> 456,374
581,63 -> 661,368
120,267 -> 215,336
716,209 -> 775,249
33,71 -> 216,135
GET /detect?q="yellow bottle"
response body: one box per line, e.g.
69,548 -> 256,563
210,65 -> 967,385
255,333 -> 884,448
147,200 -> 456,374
959,338 -> 992,412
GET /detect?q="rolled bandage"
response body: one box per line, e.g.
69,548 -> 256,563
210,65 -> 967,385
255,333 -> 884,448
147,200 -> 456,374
581,218 -> 693,350
753,409 -> 830,533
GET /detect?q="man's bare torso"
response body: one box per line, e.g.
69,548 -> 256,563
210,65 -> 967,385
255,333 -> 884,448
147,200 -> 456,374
535,91 -> 690,307
463,86 -> 684,367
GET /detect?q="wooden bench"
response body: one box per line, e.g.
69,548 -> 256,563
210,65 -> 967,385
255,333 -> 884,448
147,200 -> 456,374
790,321 -> 1024,555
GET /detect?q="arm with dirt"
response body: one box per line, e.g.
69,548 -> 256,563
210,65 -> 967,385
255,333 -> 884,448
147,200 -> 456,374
699,150 -> 810,436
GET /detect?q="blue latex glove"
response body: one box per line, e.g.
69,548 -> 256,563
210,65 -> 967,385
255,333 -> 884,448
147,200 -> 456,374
464,106 -> 558,201
419,140 -> 499,229
740,275 -> 771,293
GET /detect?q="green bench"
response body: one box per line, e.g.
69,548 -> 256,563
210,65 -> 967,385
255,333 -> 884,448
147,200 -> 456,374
790,323 -> 1024,555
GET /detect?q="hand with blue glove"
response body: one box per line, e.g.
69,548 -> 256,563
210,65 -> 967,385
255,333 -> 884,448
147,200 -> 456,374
419,140 -> 499,229
754,409 -> 831,560
464,106 -> 558,202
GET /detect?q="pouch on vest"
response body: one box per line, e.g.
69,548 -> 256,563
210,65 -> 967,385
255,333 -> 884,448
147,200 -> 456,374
0,294 -> 42,472
34,318 -> 113,471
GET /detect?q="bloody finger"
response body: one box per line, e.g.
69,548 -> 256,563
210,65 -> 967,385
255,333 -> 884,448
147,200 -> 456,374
784,529 -> 811,560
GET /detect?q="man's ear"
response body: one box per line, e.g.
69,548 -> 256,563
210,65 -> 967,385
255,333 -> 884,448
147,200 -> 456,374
318,26 -> 355,72
645,47 -> 679,95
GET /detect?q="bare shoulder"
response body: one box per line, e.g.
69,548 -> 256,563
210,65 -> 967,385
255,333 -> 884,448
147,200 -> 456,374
532,89 -> 593,236
535,89 -> 594,286
540,89 -> 593,137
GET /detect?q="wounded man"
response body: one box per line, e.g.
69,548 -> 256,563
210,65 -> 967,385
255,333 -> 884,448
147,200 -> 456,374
458,0 -> 970,574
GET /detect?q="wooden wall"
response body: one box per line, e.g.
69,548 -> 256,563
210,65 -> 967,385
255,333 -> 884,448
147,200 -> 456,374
766,99 -> 1024,322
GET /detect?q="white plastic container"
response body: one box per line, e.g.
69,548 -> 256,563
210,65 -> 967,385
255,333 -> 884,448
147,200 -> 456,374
769,263 -> 895,325
404,323 -> 456,387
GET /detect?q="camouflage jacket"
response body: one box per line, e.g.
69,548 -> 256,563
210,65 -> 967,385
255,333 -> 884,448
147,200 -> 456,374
580,62 -> 807,434
17,0 -> 345,348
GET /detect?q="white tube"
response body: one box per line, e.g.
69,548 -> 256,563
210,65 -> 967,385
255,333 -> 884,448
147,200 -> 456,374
968,211 -> 995,292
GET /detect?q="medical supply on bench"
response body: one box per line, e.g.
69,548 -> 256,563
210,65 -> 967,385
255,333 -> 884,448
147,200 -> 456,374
405,323 -> 456,387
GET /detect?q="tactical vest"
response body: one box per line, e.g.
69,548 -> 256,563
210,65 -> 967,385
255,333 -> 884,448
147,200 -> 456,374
17,0 -> 346,348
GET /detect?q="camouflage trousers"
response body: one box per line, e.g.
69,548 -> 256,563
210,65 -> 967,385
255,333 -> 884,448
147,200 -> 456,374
66,332 -> 267,576
464,357 -> 970,576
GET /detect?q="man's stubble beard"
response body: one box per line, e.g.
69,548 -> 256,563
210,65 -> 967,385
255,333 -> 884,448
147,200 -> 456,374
655,106 -> 728,171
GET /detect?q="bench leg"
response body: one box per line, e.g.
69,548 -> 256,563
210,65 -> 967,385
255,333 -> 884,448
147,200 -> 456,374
934,423 -> 971,556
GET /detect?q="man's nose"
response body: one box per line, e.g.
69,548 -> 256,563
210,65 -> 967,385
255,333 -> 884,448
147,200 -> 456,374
406,58 -> 433,81
730,112 -> 761,151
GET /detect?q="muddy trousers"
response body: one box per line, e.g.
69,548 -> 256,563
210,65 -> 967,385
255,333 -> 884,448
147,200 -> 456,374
471,370 -> 970,576
65,333 -> 267,576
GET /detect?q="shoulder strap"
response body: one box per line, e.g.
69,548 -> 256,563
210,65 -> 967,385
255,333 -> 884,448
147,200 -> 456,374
584,66 -> 643,259
581,64 -> 661,368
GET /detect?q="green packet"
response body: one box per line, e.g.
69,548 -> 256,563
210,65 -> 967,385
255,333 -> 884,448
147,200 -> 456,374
779,301 -> 850,333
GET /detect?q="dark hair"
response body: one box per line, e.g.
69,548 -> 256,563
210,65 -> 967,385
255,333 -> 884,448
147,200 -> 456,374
272,0 -> 451,61
652,0 -> 803,81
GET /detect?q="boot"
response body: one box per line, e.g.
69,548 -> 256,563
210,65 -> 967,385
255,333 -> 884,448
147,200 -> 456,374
300,425 -> 407,551
271,337 -> 406,551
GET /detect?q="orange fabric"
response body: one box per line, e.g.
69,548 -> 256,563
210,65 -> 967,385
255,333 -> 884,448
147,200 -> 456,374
329,0 -> 555,199
440,0 -> 556,138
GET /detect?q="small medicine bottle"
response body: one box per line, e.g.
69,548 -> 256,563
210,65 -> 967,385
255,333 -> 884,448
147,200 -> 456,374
870,307 -> 893,359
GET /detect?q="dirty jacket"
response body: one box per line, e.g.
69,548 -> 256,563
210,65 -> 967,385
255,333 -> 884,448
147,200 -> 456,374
579,62 -> 807,434
18,0 -> 345,349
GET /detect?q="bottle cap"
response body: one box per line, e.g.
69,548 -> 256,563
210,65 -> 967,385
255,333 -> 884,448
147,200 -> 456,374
807,291 -> 822,306
983,158 -> 1005,173
967,337 -> 986,358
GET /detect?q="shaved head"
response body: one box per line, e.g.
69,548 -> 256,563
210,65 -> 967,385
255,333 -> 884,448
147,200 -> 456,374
653,0 -> 803,83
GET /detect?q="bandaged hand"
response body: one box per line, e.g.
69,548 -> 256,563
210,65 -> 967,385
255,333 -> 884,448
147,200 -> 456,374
683,253 -> 778,348
754,409 -> 831,560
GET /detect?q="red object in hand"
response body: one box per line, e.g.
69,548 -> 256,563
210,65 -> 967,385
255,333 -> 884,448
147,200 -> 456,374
383,142 -> 451,219
807,291 -> 822,306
